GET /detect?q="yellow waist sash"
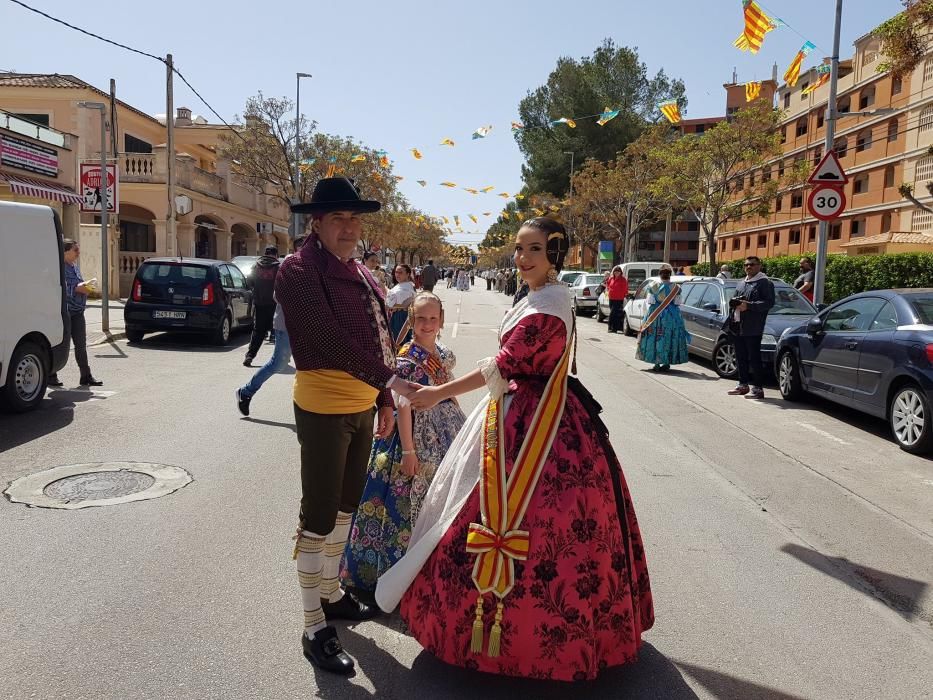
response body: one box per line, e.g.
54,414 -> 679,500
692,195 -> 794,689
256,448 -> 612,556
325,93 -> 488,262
294,370 -> 378,414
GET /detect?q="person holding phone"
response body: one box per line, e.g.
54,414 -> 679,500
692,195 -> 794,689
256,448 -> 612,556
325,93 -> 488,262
48,239 -> 102,388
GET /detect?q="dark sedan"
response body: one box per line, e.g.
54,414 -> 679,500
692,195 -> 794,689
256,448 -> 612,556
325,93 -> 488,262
676,277 -> 818,379
775,289 -> 933,454
124,258 -> 254,345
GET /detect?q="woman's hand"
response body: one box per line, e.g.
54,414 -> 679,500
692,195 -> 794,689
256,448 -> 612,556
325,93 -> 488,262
400,452 -> 419,477
374,406 -> 395,438
409,385 -> 442,411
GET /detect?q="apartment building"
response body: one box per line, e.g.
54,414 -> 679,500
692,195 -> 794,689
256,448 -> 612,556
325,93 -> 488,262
0,74 -> 289,296
709,26 -> 933,263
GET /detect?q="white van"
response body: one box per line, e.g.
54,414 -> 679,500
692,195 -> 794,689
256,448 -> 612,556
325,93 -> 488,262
0,202 -> 70,412
617,262 -> 671,288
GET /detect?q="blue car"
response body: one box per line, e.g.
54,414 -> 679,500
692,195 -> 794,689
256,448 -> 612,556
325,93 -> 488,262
775,289 -> 933,454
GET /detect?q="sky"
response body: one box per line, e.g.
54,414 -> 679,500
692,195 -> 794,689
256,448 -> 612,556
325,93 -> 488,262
0,0 -> 906,246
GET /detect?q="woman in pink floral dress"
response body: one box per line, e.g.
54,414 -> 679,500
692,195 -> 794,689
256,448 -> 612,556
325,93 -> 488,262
376,218 -> 653,682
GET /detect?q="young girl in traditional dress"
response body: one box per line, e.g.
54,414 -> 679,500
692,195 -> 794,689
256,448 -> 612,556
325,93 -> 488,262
341,293 -> 466,600
635,266 -> 690,372
377,218 -> 654,682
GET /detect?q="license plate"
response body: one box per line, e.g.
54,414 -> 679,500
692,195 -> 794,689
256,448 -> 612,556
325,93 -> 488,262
153,310 -> 186,319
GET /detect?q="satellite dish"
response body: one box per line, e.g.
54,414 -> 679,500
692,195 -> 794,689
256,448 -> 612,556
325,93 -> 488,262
174,194 -> 193,216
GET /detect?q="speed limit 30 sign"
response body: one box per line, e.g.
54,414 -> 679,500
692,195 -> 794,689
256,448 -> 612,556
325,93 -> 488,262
807,185 -> 846,221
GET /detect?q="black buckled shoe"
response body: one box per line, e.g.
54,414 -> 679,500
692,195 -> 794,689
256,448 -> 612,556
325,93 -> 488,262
79,376 -> 103,387
302,627 -> 354,675
48,375 -> 63,388
321,591 -> 379,621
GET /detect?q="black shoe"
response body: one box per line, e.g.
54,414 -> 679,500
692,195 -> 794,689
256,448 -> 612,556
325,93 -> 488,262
243,355 -> 254,367
80,376 -> 103,387
660,364 -> 671,372
236,388 -> 251,417
321,592 -> 379,621
48,375 -> 63,387
302,627 -> 354,675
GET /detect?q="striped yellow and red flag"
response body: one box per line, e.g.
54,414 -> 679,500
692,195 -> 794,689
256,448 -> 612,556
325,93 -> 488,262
659,100 -> 681,124
801,69 -> 830,96
784,41 -> 816,87
745,81 -> 762,102
733,0 -> 776,55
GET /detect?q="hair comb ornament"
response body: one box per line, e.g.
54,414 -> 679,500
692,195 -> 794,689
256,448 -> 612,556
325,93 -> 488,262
547,232 -> 565,241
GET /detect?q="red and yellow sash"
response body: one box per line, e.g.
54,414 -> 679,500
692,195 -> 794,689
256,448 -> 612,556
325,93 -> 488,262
465,327 -> 573,657
639,283 -> 680,335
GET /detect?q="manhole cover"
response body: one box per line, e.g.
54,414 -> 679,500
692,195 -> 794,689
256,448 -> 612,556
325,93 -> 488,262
4,462 -> 192,510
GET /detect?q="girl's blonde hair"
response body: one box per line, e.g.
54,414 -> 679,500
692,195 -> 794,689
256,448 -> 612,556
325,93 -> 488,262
408,292 -> 445,334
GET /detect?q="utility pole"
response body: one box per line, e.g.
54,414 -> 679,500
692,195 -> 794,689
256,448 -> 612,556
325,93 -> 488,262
624,202 -> 635,263
563,150 -> 575,256
293,73 -> 312,240
663,208 -> 673,265
166,54 -> 177,258
79,102 -> 109,333
814,0 -> 843,306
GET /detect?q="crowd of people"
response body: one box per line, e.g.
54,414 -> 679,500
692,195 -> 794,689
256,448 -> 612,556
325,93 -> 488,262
235,176 -> 654,683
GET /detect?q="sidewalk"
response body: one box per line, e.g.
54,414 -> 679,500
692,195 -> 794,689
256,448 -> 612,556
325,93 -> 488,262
83,298 -> 127,346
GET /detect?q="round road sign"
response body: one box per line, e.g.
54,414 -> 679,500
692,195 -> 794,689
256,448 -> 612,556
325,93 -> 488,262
807,185 -> 846,221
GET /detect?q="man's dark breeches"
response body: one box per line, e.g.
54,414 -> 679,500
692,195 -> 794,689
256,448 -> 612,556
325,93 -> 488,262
294,403 -> 375,535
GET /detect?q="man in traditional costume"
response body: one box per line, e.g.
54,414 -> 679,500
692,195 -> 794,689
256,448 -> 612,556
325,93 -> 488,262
275,177 -> 418,675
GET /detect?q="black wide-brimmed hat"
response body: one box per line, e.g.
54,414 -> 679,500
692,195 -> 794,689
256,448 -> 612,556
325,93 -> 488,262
290,177 -> 381,215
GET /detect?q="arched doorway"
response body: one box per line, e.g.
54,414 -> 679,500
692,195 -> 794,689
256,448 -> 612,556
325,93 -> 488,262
194,215 -> 221,259
231,223 -> 256,257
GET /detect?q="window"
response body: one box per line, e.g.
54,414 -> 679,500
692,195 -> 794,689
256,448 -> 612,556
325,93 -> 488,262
634,282 -> 650,300
698,285 -> 722,310
799,82 -> 809,99
784,92 -> 791,109
856,128 -> 873,152
687,221 -> 700,232
124,134 -> 153,154
881,212 -> 892,232
687,240 -> 698,250
812,147 -> 823,166
854,173 -> 869,194
838,96 -> 851,114
762,166 -> 771,182
808,226 -> 817,242
219,266 -> 234,289
912,209 -> 933,232
119,220 -> 154,252
228,265 -> 247,289
790,228 -> 801,244
775,195 -> 783,212
885,165 -> 895,188
859,86 -> 876,110
775,231 -> 782,245
9,112 -> 49,126
683,283 -> 707,308
780,125 -> 787,144
870,302 -> 898,331
778,160 -> 786,177
796,117 -> 808,137
749,170 -> 756,187
695,125 -> 705,134
732,238 -> 740,250
892,75 -> 903,95
851,218 -> 866,237
864,51 -> 878,66
830,222 -> 842,239
824,298 -> 887,332
920,106 -> 933,133
791,192 -> 803,209
756,234 -> 765,247
888,119 -> 899,142
834,137 -> 848,157
925,57 -> 933,84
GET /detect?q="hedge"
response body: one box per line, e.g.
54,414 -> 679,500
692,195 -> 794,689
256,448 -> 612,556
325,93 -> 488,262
690,252 -> 933,303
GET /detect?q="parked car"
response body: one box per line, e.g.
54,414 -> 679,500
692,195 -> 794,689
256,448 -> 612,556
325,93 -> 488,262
557,269 -> 586,287
571,273 -> 608,316
0,202 -> 70,412
613,276 -> 706,331
124,258 -> 254,345
775,289 -> 933,454
231,255 -> 261,280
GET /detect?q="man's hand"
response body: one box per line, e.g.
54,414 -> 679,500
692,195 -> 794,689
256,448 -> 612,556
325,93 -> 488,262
375,406 -> 395,439
409,385 -> 442,411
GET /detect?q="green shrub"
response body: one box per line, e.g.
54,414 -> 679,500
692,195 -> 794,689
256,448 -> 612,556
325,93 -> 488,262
691,252 -> 933,302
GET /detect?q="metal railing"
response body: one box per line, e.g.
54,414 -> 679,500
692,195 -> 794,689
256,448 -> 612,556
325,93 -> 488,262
0,110 -> 68,147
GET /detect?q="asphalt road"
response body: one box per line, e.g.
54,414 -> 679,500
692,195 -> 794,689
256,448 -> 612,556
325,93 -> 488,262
1,284 -> 932,700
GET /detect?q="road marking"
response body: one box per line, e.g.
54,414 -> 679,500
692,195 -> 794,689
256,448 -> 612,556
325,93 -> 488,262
452,293 -> 463,338
794,421 -> 852,446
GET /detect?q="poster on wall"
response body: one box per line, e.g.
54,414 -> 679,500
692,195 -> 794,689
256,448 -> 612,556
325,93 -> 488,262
80,162 -> 119,214
0,134 -> 59,177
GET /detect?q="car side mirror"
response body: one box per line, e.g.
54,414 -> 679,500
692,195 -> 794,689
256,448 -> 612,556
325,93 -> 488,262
807,317 -> 824,335
702,303 -> 720,312
816,303 -> 828,311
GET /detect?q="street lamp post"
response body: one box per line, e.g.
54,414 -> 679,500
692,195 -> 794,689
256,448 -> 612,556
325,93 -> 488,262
292,72 -> 312,240
563,150 -> 575,259
78,101 -> 110,334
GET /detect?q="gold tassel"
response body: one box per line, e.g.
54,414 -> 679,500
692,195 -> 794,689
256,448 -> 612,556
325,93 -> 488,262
487,601 -> 504,657
470,595 -> 486,654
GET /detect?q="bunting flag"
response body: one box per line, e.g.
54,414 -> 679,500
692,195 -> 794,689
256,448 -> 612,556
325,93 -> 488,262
552,117 -> 577,128
548,205 -> 560,213
440,182 -> 457,188
511,121 -> 524,132
801,68 -> 830,96
659,100 -> 681,124
473,125 -> 493,139
482,212 -> 492,216
326,164 -> 336,177
443,216 -> 450,224
350,154 -> 366,163
393,175 -> 405,181
469,214 -> 478,223
784,40 -> 816,87
532,208 -> 545,216
480,186 -> 495,193
417,180 -> 427,187
597,108 -> 620,126
454,216 -> 461,226
411,148 -> 423,159
498,192 -> 510,198
464,187 -> 479,194
379,155 -> 390,168
440,138 -> 456,146
745,81 -> 762,102
502,212 -> 510,220
515,194 -> 525,200
733,0 -> 777,55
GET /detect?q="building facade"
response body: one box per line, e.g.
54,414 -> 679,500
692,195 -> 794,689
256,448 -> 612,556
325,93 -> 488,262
0,74 -> 289,296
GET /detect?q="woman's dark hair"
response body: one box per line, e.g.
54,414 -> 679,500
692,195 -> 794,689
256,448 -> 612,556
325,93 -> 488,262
363,251 -> 378,262
395,264 -> 412,277
659,267 -> 672,279
521,217 -> 569,272
63,238 -> 78,252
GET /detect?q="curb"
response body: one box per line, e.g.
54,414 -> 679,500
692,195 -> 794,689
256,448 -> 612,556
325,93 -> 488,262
88,331 -> 127,347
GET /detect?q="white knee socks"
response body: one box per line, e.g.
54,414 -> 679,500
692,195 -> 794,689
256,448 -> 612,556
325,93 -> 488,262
320,511 -> 353,604
296,531 -> 326,637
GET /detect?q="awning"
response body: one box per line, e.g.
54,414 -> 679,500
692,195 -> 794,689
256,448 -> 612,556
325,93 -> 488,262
0,171 -> 83,205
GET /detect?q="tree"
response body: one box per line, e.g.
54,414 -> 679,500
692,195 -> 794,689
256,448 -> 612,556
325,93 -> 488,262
874,1 -> 933,78
651,103 -> 803,270
516,39 -> 686,197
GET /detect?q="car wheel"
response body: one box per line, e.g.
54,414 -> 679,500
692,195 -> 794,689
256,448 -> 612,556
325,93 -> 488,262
596,305 -> 606,323
889,384 -> 933,454
0,341 -> 48,413
573,299 -> 582,316
126,330 -> 145,343
778,351 -> 804,401
212,314 -> 232,346
712,338 -> 738,379
622,315 -> 635,337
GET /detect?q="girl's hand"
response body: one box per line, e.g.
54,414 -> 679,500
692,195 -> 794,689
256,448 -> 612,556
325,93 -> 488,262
409,385 -> 442,411
400,452 -> 419,477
